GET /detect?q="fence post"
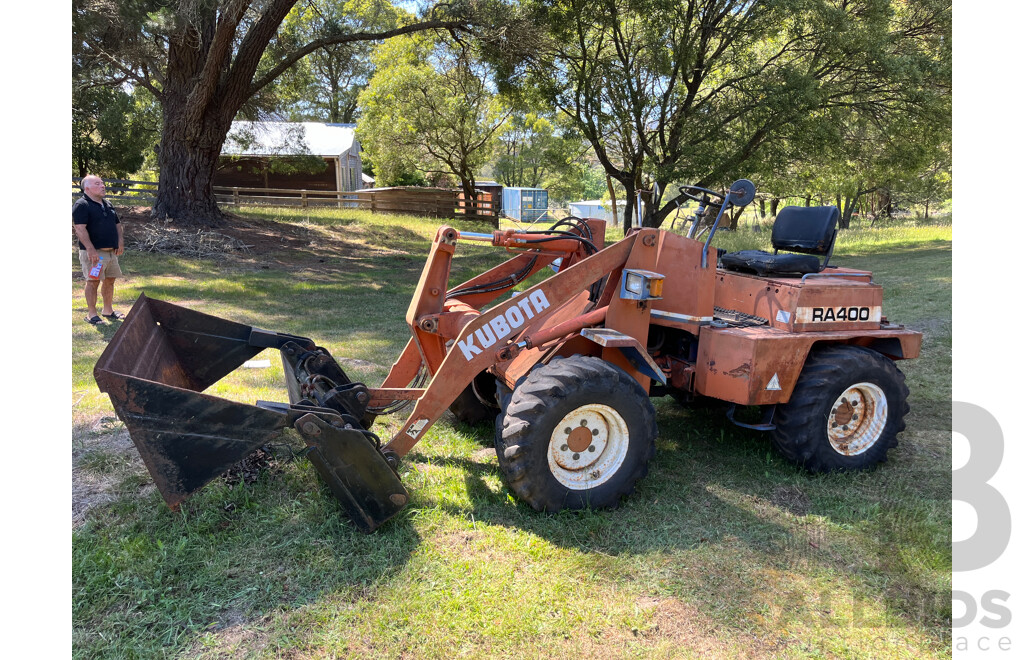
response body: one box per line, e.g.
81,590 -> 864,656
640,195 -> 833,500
370,192 -> 376,214
301,191 -> 308,208
233,188 -> 239,206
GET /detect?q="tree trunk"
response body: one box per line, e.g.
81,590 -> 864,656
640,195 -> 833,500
837,194 -> 856,229
770,198 -> 779,217
153,100 -> 233,224
621,180 -> 637,232
606,175 -> 618,226
640,188 -> 657,228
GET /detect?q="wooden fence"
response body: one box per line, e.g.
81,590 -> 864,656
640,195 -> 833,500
71,178 -> 496,223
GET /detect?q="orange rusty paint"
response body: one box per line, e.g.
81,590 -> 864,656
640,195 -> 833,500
379,338 -> 423,390
368,388 -> 426,407
649,233 -> 718,332
566,426 -> 593,452
498,291 -> 594,388
696,325 -> 923,405
368,216 -> 921,457
385,234 -> 638,457
713,267 -> 883,332
406,226 -> 458,374
522,306 -> 608,350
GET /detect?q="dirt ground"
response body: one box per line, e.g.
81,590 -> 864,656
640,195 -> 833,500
112,207 -> 400,269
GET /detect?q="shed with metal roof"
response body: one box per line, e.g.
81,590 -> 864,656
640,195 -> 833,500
216,121 -> 365,192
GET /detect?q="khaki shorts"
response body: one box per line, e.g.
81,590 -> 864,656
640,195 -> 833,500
79,248 -> 123,280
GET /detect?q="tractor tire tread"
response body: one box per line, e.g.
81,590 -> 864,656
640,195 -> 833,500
495,355 -> 657,512
771,344 -> 909,472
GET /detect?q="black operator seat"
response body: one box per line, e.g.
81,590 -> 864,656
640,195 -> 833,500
719,205 -> 840,276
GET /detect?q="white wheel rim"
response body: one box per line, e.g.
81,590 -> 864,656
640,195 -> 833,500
827,382 -> 888,456
547,404 -> 629,490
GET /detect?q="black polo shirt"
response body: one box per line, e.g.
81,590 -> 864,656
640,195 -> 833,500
72,195 -> 121,250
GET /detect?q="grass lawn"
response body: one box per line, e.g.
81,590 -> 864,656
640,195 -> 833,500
72,207 -> 952,658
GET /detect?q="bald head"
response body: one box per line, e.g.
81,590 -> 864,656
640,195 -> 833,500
82,175 -> 106,202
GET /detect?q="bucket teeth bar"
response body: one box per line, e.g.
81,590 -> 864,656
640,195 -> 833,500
94,294 -> 407,531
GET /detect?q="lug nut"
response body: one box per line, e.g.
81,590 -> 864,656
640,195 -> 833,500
561,444 -> 569,451
572,453 -> 580,460
588,446 -> 596,452
580,419 -> 588,427
564,427 -> 572,434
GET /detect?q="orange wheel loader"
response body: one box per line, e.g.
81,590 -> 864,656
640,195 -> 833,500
94,180 -> 921,532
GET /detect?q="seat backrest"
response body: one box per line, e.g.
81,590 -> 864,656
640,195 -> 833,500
771,205 -> 840,256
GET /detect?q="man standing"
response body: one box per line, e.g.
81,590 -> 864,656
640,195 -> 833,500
73,175 -> 125,324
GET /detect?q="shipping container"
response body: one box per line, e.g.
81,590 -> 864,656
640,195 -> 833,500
501,187 -> 549,222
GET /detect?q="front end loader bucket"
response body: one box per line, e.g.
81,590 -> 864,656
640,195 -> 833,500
94,294 -> 408,532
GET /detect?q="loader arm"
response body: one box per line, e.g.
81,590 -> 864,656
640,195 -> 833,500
93,219 -> 663,532
383,231 -> 639,457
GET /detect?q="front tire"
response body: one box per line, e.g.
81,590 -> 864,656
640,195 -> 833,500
771,345 -> 909,472
495,355 -> 657,511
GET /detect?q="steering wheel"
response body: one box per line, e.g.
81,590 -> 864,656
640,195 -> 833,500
677,184 -> 725,205
678,180 -> 756,207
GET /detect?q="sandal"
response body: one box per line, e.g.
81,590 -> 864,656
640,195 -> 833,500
102,311 -> 125,320
85,315 -> 103,325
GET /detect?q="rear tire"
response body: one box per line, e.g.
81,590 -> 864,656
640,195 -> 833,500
771,345 -> 908,472
495,355 -> 657,511
448,373 -> 499,425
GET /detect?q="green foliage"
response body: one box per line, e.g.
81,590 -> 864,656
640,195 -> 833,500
356,34 -> 509,196
492,110 -> 583,197
268,0 -> 411,123
72,84 -> 158,178
72,0 -> 479,221
484,0 -> 951,229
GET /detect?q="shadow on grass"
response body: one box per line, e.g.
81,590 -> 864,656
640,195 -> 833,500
72,458 -> 423,658
73,389 -> 951,656
80,319 -> 123,341
395,394 -> 951,643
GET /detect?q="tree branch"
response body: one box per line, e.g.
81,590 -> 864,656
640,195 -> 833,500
249,19 -> 472,98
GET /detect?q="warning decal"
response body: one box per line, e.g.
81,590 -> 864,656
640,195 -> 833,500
766,373 -> 781,391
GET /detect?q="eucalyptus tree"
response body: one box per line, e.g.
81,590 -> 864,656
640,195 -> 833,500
72,82 -> 160,178
73,0 -> 478,223
271,0 -> 409,123
486,0 -> 951,230
357,35 -> 510,207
